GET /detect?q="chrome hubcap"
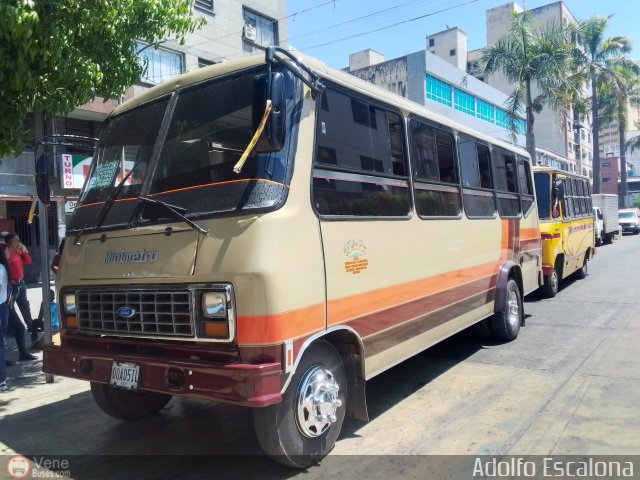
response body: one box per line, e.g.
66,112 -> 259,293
550,271 -> 558,291
296,366 -> 342,438
507,289 -> 520,329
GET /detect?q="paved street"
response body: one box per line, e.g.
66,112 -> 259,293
1,235 -> 640,479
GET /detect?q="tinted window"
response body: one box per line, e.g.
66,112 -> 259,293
493,149 -> 519,217
459,135 -> 496,218
534,172 -> 551,219
518,157 -> 535,215
313,87 -> 410,217
410,119 -> 461,217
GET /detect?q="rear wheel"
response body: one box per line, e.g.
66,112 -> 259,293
90,382 -> 172,420
542,266 -> 559,298
253,341 -> 347,468
490,278 -> 522,341
604,232 -> 614,245
575,257 -> 588,279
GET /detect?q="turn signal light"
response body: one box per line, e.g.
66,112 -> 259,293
65,316 -> 78,329
203,322 -> 228,338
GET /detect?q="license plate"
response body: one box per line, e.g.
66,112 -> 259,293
110,361 -> 140,390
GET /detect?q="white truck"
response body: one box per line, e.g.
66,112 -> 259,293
592,194 -> 620,245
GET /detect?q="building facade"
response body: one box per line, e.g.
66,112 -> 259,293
0,0 -> 287,281
346,48 -> 527,149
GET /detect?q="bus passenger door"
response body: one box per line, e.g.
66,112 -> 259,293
517,158 -> 542,294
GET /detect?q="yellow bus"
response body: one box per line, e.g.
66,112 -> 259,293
42,48 -> 541,467
533,167 -> 595,297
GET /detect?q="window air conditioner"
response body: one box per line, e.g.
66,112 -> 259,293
243,24 -> 257,43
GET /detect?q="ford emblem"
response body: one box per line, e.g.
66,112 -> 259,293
117,306 -> 136,318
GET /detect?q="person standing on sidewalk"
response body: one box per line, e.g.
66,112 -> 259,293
0,240 -> 36,362
5,233 -> 39,346
1,243 -> 12,391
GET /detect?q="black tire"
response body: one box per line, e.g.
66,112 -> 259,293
604,232 -> 613,245
575,258 -> 588,279
635,229 -> 640,235
542,266 -> 559,298
90,382 -> 172,420
253,341 -> 347,469
490,279 -> 522,342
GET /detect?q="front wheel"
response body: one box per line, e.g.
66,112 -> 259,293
542,267 -> 559,298
90,382 -> 172,420
253,341 -> 347,468
490,278 -> 523,341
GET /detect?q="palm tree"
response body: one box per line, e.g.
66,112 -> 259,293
480,11 -> 578,162
598,64 -> 640,206
627,121 -> 640,156
573,16 -> 635,194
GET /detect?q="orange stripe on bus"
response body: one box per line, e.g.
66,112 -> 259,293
520,228 -> 541,241
327,261 -> 501,326
236,303 -> 324,345
149,178 -> 288,197
75,197 -> 137,209
74,178 -> 288,210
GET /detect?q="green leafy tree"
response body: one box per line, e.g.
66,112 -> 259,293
480,11 -> 578,162
573,16 -> 634,194
0,0 -> 204,156
598,63 -> 640,207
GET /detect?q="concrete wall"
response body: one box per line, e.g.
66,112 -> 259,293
349,49 -> 385,71
426,28 -> 468,71
349,56 -> 410,99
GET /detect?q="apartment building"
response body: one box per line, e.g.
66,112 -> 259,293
0,0 -> 287,281
469,2 -> 593,179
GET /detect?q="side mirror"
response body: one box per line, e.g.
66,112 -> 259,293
35,154 -> 51,205
254,72 -> 286,152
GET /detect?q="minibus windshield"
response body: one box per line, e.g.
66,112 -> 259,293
69,67 -> 298,232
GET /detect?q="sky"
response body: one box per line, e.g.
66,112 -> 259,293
285,0 -> 640,69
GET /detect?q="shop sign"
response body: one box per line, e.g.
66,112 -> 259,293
61,154 -> 92,190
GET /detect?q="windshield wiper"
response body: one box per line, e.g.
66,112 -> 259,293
137,196 -> 208,234
73,156 -> 147,245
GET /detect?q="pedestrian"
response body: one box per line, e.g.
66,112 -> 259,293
1,244 -> 12,391
0,234 -> 20,368
5,233 -> 38,346
32,289 -> 59,350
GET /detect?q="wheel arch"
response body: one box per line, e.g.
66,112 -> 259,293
281,326 -> 368,421
494,261 -> 523,315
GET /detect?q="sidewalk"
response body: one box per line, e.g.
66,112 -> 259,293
1,283 -> 89,419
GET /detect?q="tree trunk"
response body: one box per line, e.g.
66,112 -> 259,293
525,81 -> 536,163
592,80 -> 601,193
619,110 -> 628,208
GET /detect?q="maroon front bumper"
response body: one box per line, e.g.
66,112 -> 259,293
43,339 -> 283,407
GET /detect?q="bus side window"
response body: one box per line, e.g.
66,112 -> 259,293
517,157 -> 535,216
409,118 -> 461,217
459,135 -> 496,218
562,178 -> 573,219
312,87 -> 410,217
492,149 -> 520,218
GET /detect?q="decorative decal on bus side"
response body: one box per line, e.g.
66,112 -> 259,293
344,240 -> 368,274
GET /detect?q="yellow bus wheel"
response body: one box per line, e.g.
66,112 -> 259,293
542,267 -> 559,298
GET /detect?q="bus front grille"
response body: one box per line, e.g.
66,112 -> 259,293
75,288 -> 194,338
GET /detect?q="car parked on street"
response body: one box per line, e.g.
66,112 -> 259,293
618,208 -> 640,235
